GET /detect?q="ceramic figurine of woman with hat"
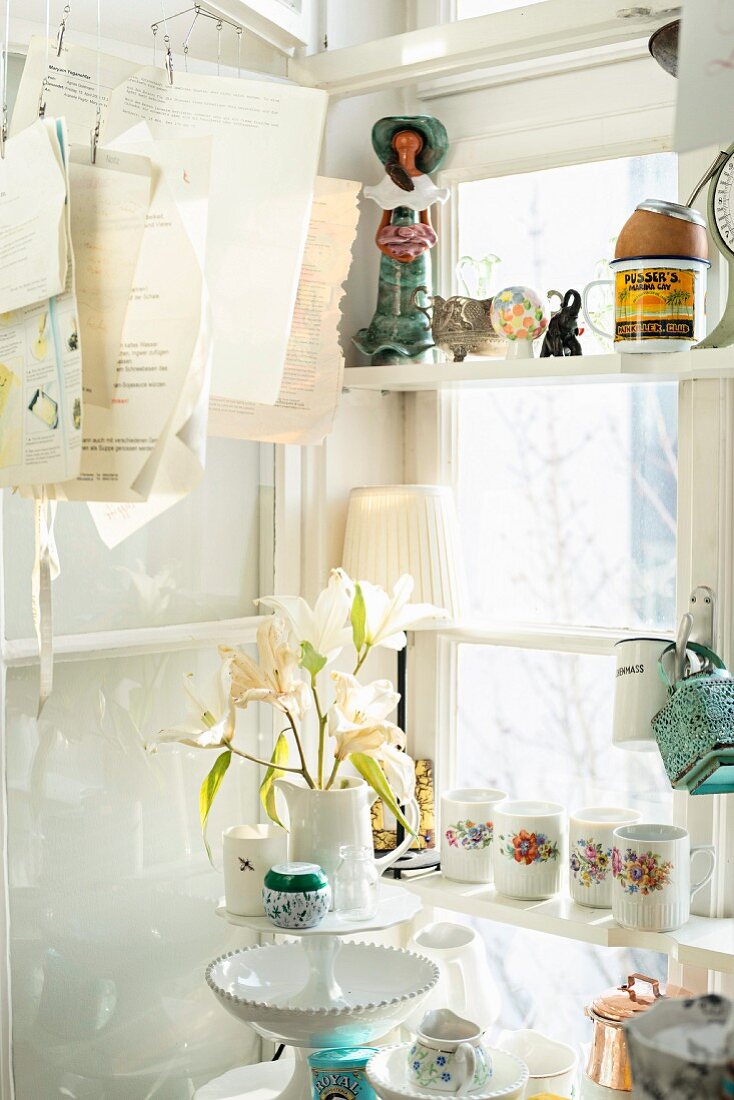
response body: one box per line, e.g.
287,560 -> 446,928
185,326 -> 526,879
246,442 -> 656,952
354,115 -> 449,364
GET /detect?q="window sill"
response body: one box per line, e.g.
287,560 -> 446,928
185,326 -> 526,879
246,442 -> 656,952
404,873 -> 734,973
343,346 -> 734,393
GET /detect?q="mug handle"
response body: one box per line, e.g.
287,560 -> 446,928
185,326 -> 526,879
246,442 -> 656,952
690,845 -> 716,901
582,279 -> 614,340
454,1042 -> 477,1095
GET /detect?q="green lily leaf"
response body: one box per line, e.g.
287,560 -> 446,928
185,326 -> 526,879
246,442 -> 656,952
351,583 -> 367,653
260,732 -> 289,828
351,752 -> 415,835
300,640 -> 327,678
200,748 -> 232,865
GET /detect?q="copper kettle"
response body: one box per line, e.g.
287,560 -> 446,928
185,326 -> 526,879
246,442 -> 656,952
584,973 -> 691,1092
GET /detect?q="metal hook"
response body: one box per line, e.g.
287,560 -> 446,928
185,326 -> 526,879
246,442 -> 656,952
56,3 -> 70,55
90,112 -> 100,164
164,33 -> 174,84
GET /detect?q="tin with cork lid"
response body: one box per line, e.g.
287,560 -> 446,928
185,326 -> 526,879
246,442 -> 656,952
583,200 -> 710,353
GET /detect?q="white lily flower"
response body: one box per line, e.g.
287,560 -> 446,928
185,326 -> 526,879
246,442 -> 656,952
328,670 -> 402,760
378,741 -> 416,803
257,568 -> 353,666
223,617 -> 311,717
359,574 -> 448,651
147,662 -> 235,753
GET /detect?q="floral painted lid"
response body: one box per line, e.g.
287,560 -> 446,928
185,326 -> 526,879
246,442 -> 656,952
263,862 -> 328,893
590,974 -> 691,1022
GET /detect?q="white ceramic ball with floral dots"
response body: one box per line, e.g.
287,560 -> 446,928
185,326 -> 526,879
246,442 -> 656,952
490,285 -> 549,359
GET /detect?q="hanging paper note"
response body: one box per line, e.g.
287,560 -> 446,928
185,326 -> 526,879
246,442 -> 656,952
68,147 -> 152,408
208,176 -> 360,445
675,0 -> 734,151
0,118 -> 68,313
0,121 -> 82,488
46,136 -> 211,506
102,67 -> 327,406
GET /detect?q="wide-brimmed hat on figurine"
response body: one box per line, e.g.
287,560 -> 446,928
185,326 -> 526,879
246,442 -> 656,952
371,115 -> 449,175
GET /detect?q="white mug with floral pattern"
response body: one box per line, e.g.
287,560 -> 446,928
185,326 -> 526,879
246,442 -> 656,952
408,1008 -> 493,1094
611,823 -> 716,932
569,806 -> 641,909
440,788 -> 508,884
493,800 -> 565,900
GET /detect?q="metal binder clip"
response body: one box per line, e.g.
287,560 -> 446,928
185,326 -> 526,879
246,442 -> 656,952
164,35 -> 174,84
38,78 -> 47,118
0,107 -> 7,160
56,4 -> 70,56
90,115 -> 100,164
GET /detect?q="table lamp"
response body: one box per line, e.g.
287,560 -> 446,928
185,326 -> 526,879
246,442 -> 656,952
342,484 -> 466,874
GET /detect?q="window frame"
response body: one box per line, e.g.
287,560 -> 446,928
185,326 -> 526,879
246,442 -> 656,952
402,63 -> 734,994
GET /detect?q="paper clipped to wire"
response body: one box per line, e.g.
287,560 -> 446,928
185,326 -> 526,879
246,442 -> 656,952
675,0 -> 734,151
208,176 -> 360,445
14,37 -> 329,408
0,118 -> 68,313
46,134 -> 212,508
0,119 -> 82,488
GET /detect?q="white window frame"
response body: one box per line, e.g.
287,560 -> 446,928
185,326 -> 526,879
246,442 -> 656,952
398,56 -> 734,995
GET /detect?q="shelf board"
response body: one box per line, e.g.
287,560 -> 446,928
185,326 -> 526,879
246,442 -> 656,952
289,0 -> 676,97
403,873 -> 734,973
343,347 -> 734,392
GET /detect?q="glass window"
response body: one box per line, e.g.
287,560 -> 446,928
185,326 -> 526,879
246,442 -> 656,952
458,153 -> 678,354
6,647 -> 265,1097
4,437 -> 265,638
457,383 -> 677,631
458,0 -> 545,15
456,645 -> 672,813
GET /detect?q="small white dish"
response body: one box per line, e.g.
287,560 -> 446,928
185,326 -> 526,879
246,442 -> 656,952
367,1042 -> 528,1100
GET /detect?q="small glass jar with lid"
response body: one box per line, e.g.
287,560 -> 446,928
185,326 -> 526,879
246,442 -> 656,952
333,844 -> 379,922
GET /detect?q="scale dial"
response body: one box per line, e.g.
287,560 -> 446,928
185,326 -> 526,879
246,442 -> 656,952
712,144 -> 734,258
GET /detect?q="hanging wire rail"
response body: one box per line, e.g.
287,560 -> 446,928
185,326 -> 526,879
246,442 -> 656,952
151,3 -> 244,79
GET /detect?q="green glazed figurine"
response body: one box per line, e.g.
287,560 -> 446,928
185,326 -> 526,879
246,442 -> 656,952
353,115 -> 449,364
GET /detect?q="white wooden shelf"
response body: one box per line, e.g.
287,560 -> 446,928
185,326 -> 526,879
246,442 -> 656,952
343,347 -> 734,392
289,0 -> 677,97
404,873 -> 734,974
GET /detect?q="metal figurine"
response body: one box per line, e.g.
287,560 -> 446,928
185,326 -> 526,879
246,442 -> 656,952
353,115 -> 449,364
540,288 -> 583,357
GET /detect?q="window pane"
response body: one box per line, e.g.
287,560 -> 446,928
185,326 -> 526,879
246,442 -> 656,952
456,645 -> 672,811
457,383 -> 677,631
458,0 -> 544,15
6,648 -> 264,1097
454,645 -> 671,1054
458,153 -> 678,354
4,437 -> 265,638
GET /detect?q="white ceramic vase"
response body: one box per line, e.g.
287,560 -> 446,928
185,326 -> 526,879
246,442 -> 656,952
274,777 -> 419,888
405,921 -> 501,1032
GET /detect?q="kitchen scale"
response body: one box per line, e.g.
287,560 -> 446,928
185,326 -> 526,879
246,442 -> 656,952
687,144 -> 734,348
649,19 -> 734,348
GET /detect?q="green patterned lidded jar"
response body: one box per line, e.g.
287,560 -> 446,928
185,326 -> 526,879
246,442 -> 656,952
262,861 -> 330,930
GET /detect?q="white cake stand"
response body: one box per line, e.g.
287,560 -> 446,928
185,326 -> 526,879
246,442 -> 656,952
204,883 -> 435,1100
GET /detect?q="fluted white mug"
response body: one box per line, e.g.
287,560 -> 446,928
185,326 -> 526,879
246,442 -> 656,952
223,824 -> 287,916
493,800 -> 564,900
569,806 -> 641,909
611,823 -> 716,932
441,788 -> 508,884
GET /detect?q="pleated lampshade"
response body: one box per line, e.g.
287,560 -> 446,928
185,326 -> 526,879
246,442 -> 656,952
341,485 -> 465,623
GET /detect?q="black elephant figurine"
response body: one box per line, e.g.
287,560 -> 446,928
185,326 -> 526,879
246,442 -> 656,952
540,288 -> 583,357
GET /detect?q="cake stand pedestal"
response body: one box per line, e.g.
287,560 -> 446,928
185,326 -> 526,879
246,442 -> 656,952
203,883 -> 434,1100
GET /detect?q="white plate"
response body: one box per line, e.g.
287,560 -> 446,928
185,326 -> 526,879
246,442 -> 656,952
216,881 -> 421,936
367,1043 -> 529,1100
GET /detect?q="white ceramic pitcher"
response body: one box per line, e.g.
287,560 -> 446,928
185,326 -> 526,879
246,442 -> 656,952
274,777 -> 420,887
405,921 -> 501,1032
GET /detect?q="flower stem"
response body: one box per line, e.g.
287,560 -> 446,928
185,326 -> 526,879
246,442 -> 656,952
228,744 -> 304,774
352,645 -> 371,676
312,677 -> 327,788
283,707 -> 316,789
325,755 -> 341,790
